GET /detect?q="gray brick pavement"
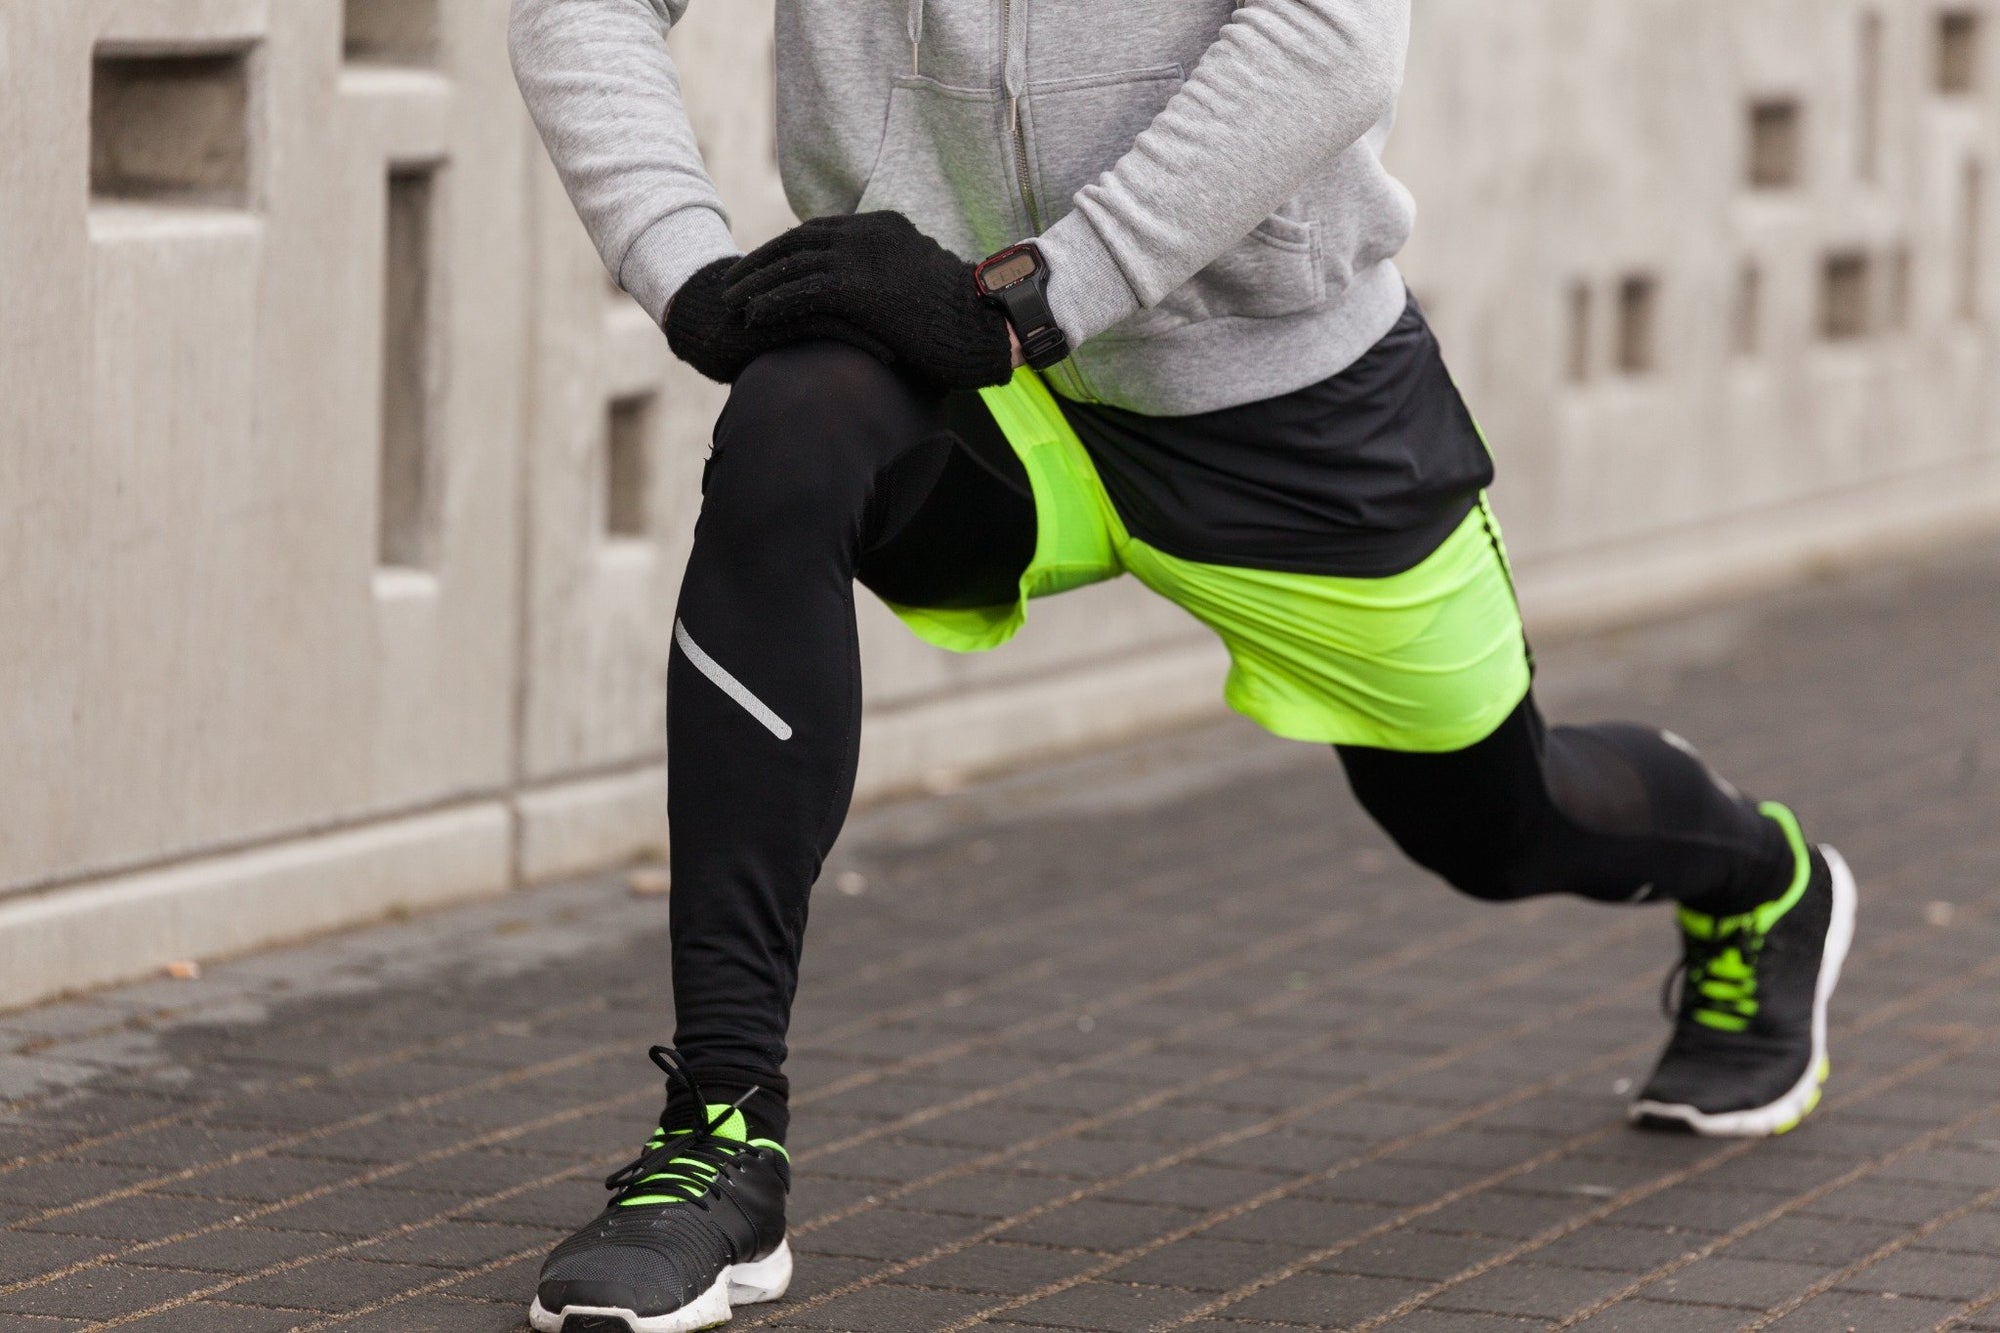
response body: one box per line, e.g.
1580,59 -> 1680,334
4,537 -> 2000,1329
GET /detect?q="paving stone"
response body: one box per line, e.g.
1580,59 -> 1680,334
1322,1230 -> 1511,1282
1567,1298 -> 1765,1331
1764,1289 -> 1960,1331
1111,1235 -> 1308,1291
223,1256 -> 449,1313
999,1199 -> 1202,1252
134,1225 -> 346,1274
1428,1262 -> 1637,1319
327,1296 -> 525,1331
894,1170 -> 1082,1219
1002,1280 -> 1210,1329
0,1229 -> 119,1283
21,1193 -> 248,1240
902,1240 -> 1100,1294
1840,1245 -> 1998,1300
1639,1255 -> 1829,1309
0,1263 -> 218,1320
778,1283 -> 999,1329
112,1301 -> 319,1332
1222,1270 -> 1429,1325
800,1206 -> 992,1261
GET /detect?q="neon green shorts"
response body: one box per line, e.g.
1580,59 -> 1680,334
884,370 -> 1532,753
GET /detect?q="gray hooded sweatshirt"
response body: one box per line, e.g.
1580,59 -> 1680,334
509,0 -> 1416,415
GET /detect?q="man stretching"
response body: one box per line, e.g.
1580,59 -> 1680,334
510,3 -> 1857,1329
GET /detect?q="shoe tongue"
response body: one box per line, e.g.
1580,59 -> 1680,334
703,1102 -> 750,1143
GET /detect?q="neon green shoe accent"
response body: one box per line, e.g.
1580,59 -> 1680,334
617,1103 -> 784,1208
1771,1059 -> 1831,1135
885,369 -> 1531,753
1674,803 -> 1813,1032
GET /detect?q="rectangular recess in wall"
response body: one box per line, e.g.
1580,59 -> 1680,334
1962,159 -> 1985,321
1747,98 -> 1803,189
1566,281 -> 1592,383
1888,245 -> 1913,330
1859,12 -> 1884,181
1734,263 -> 1762,356
91,49 -> 251,207
606,396 -> 656,540
1615,275 -> 1658,375
378,166 -> 440,570
345,0 -> 440,65
1821,252 -> 1872,340
1940,9 -> 1983,95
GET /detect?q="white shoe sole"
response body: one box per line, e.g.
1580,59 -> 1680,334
528,1239 -> 792,1333
1630,846 -> 1857,1138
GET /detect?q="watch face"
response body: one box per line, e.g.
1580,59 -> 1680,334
982,250 -> 1039,290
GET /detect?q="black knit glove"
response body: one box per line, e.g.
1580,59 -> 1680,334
664,257 -> 895,384
723,212 -> 1016,392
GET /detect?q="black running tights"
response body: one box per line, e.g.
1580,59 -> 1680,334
665,343 -> 1793,1136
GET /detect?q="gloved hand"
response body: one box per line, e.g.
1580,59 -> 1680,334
664,257 -> 895,384
723,212 -> 1016,392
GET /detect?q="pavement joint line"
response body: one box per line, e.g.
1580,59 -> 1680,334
286,1239 -> 556,1329
796,822 -> 1351,1047
0,991 -> 618,1175
0,812 -> 1334,1123
1735,1157 -> 2000,1328
0,862 -> 1436,1233
743,949 -> 1681,1330
1167,1032 -> 1995,1333
0,886 -> 1585,1298
791,903 -> 1554,1157
68,1146 -> 607,1331
0,1077 -> 645,1304
794,815 -> 1346,1013
768,887 -> 2000,1329
782,844 -> 2000,1237
1532,1036 -> 2000,1332
786,912 -> 1647,1231
1329,956 -> 2000,1332
96,913 -> 1660,1333
1938,1277 -> 2000,1330
929,1050 -> 1652,1333
0,1036 -> 633,1235
795,885 -> 1424,1104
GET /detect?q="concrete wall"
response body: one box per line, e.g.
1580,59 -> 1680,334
3,0 -> 1997,1007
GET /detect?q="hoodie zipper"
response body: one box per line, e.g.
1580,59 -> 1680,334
1001,0 -> 1041,232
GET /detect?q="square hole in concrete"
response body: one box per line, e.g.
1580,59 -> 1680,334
345,0 -> 440,65
379,166 -> 440,570
1615,275 -> 1658,374
1940,9 -> 1983,95
1822,252 -> 1872,340
1565,281 -> 1592,383
91,49 -> 251,206
1734,262 -> 1762,356
1747,98 -> 1803,189
606,396 -> 656,540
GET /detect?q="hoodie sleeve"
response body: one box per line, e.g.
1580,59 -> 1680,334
1036,0 -> 1410,347
508,0 -> 742,323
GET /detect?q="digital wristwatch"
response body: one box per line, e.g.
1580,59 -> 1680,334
973,242 -> 1071,371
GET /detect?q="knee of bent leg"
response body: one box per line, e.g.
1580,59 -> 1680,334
704,341 -> 918,529
1365,810 -> 1546,904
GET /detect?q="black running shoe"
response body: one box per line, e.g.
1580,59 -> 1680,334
1632,803 -> 1856,1137
530,1048 -> 791,1333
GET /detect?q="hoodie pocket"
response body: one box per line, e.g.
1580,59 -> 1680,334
1109,212 -> 1325,338
1022,67 -> 1324,339
855,76 -> 1023,262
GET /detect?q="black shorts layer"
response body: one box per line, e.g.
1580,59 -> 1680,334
1053,293 -> 1494,578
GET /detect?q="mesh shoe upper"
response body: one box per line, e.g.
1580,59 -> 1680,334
536,1047 -> 789,1320
1640,806 -> 1835,1116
